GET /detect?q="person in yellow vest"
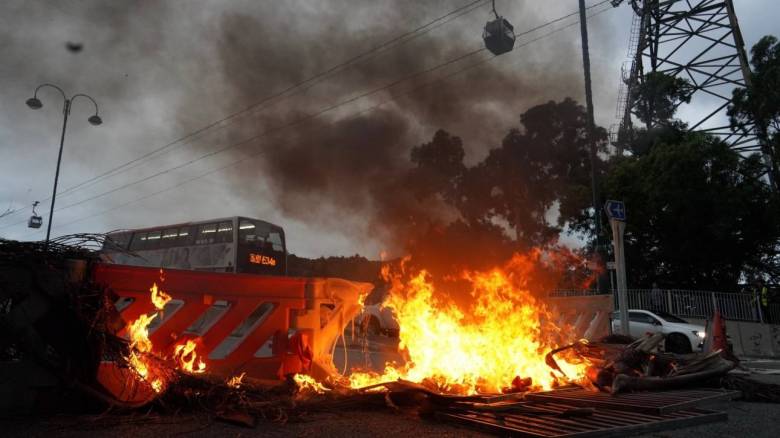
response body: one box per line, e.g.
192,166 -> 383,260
749,279 -> 765,322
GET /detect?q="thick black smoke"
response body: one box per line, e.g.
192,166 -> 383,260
0,1 -> 621,254
206,1 -> 594,253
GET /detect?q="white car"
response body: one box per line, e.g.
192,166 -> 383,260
357,304 -> 399,337
611,309 -> 706,354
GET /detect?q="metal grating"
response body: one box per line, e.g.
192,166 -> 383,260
437,403 -> 727,438
524,388 -> 740,415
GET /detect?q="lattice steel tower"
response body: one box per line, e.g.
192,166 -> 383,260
614,0 -> 770,164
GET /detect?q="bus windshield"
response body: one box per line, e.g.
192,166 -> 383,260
235,218 -> 287,275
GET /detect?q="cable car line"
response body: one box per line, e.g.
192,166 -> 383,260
7,0 -> 610,229
17,1 -> 614,238
0,0 -> 491,224
22,2 -> 616,240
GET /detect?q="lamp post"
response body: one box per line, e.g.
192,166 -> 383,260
25,83 -> 102,246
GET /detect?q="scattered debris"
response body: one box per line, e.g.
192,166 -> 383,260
546,333 -> 737,394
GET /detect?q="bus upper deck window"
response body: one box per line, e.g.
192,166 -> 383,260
216,221 -> 233,243
239,220 -> 256,242
177,226 -> 194,246
130,232 -> 148,251
146,230 -> 162,250
268,232 -> 284,251
197,223 -> 218,244
161,228 -> 178,248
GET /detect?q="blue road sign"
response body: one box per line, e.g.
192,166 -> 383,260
605,200 -> 626,221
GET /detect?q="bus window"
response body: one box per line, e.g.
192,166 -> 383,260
161,228 -> 178,248
216,221 -> 233,243
235,220 -> 286,275
146,230 -> 162,250
177,226 -> 194,246
196,223 -> 218,245
130,232 -> 148,251
268,231 -> 284,252
238,219 -> 256,242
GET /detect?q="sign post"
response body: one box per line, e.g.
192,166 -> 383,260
605,200 -> 629,335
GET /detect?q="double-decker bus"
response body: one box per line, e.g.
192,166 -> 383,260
101,216 -> 287,276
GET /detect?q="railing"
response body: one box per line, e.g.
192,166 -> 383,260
551,289 -> 766,323
768,303 -> 780,325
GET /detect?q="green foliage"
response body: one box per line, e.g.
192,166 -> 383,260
728,35 -> 780,182
603,132 -> 780,288
407,129 -> 466,203
630,72 -> 692,127
458,98 -> 605,249
401,89 -> 780,290
729,35 -> 780,135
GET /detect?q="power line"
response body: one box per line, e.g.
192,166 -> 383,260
8,1 -> 612,229
1,0 -> 491,223
19,1 -> 615,238
24,2 -> 616,239
12,47 -> 487,227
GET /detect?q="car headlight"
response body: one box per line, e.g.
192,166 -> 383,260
693,330 -> 706,339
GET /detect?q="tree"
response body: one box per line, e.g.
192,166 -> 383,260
407,129 -> 466,203
459,98 -> 605,249
630,72 -> 692,129
728,35 -> 780,191
602,132 -> 780,289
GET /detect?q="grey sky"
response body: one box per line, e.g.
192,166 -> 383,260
0,0 -> 776,258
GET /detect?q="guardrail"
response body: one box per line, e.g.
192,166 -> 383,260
551,289 -> 767,323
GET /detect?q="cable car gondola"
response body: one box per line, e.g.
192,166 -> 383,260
28,201 -> 42,229
483,0 -> 516,56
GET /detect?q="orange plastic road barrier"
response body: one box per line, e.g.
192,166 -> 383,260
92,263 -> 370,403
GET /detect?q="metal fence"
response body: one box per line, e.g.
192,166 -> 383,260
768,303 -> 780,325
551,289 -> 766,323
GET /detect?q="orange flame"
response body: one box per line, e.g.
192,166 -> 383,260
293,373 -> 330,394
227,372 -> 246,388
124,273 -> 173,392
348,252 -> 590,394
173,339 -> 207,374
150,282 -> 172,310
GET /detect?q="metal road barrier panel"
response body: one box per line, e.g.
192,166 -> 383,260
546,294 -> 613,341
92,263 -> 371,403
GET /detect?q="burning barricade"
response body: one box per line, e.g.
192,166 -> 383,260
1,236 -> 779,432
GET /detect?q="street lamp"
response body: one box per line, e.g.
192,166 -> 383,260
25,83 -> 102,246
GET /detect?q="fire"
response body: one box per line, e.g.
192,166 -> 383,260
126,313 -> 157,356
293,373 -> 330,394
227,372 -> 246,388
173,339 -> 206,374
125,280 -> 170,392
348,252 -> 590,394
150,281 -> 172,309
123,271 -> 208,392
